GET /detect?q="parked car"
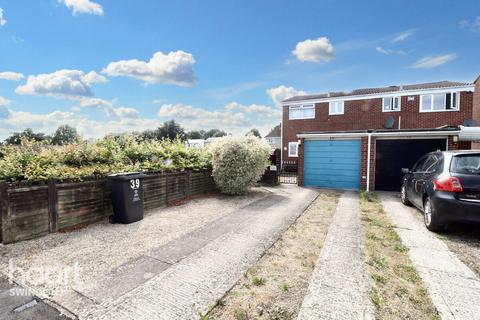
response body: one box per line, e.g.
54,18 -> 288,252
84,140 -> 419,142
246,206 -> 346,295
400,150 -> 480,232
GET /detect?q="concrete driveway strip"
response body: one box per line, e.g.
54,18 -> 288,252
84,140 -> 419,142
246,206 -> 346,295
297,191 -> 375,320
87,185 -> 318,320
380,192 -> 480,320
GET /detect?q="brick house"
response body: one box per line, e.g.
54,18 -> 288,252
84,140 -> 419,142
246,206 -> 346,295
281,78 -> 480,191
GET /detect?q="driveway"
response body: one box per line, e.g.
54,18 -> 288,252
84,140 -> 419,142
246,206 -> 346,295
379,192 -> 480,320
1,185 -> 318,319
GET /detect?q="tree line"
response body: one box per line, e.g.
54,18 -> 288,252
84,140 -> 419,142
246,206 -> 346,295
2,120 -> 262,145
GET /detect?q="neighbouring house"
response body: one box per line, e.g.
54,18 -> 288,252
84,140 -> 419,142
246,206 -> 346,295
282,77 -> 480,192
265,124 -> 281,149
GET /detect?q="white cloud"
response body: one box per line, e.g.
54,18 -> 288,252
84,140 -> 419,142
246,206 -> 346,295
15,69 -> 106,99
267,85 -> 307,106
223,102 -> 281,118
460,17 -> 480,31
158,103 -> 247,127
375,46 -> 407,56
0,71 -> 25,81
77,97 -> 139,119
410,54 -> 457,69
392,29 -> 417,43
82,70 -> 107,85
292,37 -> 335,63
103,51 -> 196,86
59,0 -> 104,16
0,96 -> 11,107
0,7 -> 6,27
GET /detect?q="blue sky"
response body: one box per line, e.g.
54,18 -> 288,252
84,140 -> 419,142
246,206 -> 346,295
0,0 -> 479,139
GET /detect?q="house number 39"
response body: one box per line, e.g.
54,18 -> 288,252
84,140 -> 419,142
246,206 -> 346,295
130,179 -> 140,190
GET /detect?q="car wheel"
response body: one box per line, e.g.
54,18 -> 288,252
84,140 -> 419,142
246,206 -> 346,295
423,197 -> 444,232
400,184 -> 411,206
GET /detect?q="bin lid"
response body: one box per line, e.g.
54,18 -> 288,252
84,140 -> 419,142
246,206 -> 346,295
107,172 -> 147,180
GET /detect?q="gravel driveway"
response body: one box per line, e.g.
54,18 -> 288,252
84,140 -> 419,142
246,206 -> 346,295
0,188 -> 269,317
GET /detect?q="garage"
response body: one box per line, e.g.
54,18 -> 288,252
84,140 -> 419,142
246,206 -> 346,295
374,138 -> 447,191
304,140 -> 361,189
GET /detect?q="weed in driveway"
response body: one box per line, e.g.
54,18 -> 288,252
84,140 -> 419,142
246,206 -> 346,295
252,276 -> 266,286
394,243 -> 409,253
280,283 -> 289,292
233,308 -> 248,320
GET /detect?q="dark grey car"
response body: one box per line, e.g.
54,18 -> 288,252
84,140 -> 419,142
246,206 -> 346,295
401,150 -> 480,232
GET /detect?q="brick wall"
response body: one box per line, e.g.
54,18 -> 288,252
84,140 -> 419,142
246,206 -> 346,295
473,79 -> 480,149
297,138 -> 305,186
282,91 -> 474,161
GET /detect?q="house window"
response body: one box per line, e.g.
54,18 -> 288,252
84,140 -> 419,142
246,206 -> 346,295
329,101 -> 344,115
288,142 -> 298,157
289,104 -> 315,120
382,96 -> 401,112
420,92 -> 460,112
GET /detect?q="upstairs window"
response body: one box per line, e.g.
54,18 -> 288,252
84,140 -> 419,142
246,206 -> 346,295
329,101 -> 344,115
382,96 -> 401,112
289,104 -> 315,120
288,142 -> 298,157
420,92 -> 460,112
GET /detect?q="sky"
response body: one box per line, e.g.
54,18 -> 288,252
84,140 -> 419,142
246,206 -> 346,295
0,0 -> 479,140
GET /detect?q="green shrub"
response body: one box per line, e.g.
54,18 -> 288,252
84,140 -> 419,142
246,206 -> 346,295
0,137 -> 212,182
210,136 -> 270,195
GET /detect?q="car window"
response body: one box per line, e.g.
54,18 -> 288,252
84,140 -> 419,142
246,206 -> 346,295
451,154 -> 480,175
412,155 -> 428,172
422,155 -> 438,173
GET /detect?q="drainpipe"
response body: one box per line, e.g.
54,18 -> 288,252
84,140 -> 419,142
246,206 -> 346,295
366,132 -> 372,192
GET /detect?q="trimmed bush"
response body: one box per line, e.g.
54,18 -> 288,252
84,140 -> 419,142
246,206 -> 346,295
210,136 -> 271,195
0,136 -> 212,182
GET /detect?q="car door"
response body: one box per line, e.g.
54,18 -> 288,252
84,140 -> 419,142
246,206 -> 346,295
413,155 -> 439,204
408,155 -> 429,207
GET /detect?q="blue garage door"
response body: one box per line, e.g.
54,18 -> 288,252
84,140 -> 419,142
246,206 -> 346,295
304,140 -> 361,190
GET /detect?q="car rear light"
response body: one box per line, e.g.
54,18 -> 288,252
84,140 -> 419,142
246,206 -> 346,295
433,176 -> 464,192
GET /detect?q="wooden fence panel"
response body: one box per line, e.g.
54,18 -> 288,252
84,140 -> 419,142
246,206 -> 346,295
1,170 -> 214,244
143,174 -> 167,211
2,184 -> 50,244
56,180 -> 107,230
166,172 -> 187,203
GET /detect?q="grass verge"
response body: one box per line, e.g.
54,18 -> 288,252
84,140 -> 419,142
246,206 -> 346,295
360,191 -> 440,320
208,191 -> 340,320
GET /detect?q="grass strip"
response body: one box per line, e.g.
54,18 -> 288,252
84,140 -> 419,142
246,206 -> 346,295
360,191 -> 440,320
207,191 -> 340,320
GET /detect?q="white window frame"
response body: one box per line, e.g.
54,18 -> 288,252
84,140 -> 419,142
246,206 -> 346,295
382,96 -> 401,112
420,92 -> 460,113
288,104 -> 315,120
288,142 -> 298,157
329,101 -> 344,115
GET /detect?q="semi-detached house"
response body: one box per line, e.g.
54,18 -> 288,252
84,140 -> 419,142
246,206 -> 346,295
281,77 -> 480,192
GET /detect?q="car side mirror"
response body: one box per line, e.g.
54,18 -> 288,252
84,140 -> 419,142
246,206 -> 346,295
401,168 -> 410,174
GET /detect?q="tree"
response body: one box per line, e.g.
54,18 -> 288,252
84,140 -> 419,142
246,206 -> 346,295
156,120 -> 186,141
204,129 -> 227,138
246,128 -> 262,138
187,130 -> 205,139
51,125 -> 80,145
4,128 -> 49,145
139,129 -> 157,141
